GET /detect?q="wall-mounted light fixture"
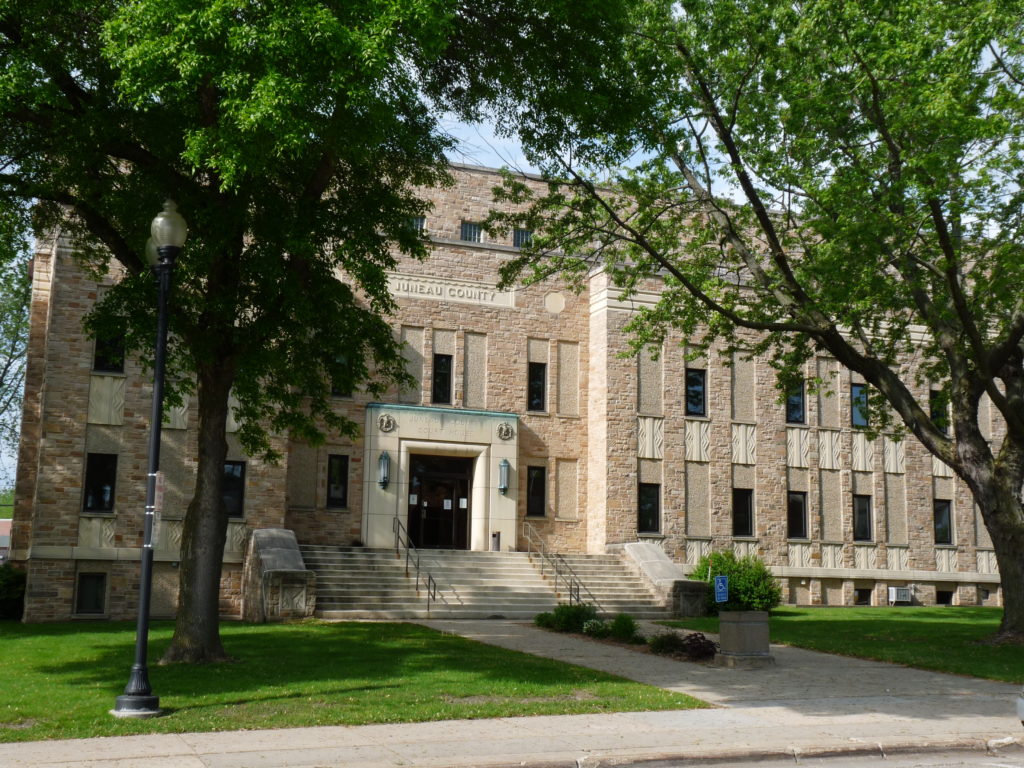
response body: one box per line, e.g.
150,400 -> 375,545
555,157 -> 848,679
378,451 -> 391,489
498,458 -> 510,495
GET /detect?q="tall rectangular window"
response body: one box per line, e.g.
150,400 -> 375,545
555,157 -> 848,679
528,362 -> 547,411
930,389 -> 949,435
93,331 -> 125,373
460,220 -> 482,242
787,491 -> 808,539
513,228 -> 533,248
223,461 -> 246,518
685,368 -> 707,416
933,499 -> 953,545
732,488 -> 754,537
526,466 -> 546,517
432,353 -> 452,404
331,354 -> 352,398
327,455 -> 349,508
408,216 -> 426,233
638,483 -> 661,534
851,383 -> 869,427
853,494 -> 872,541
83,453 -> 118,512
786,381 -> 806,424
75,573 -> 106,615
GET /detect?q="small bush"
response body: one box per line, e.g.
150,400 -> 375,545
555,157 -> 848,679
0,563 -> 26,620
692,550 -> 781,615
582,619 -> 610,638
609,613 -> 640,642
551,603 -> 598,633
534,611 -> 555,629
649,631 -> 718,661
648,632 -> 687,656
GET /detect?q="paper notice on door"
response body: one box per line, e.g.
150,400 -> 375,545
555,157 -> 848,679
459,498 -> 468,509
443,499 -> 452,510
409,494 -> 418,505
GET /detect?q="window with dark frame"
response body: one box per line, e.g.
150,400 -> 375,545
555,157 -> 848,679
460,220 -> 482,242
851,383 -> 869,427
432,353 -> 453,404
513,228 -> 532,248
331,354 -> 352,398
933,499 -> 953,545
732,488 -> 754,537
93,331 -> 125,373
75,573 -> 106,614
638,483 -> 661,534
930,389 -> 950,435
787,491 -> 808,539
408,216 -> 426,233
786,381 -> 806,424
83,453 -> 118,512
528,361 -> 547,412
327,454 -> 349,508
853,494 -> 872,541
526,466 -> 546,517
223,461 -> 246,518
685,368 -> 707,416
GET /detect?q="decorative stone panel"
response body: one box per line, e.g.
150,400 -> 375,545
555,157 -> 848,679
77,515 -> 116,549
165,401 -> 188,430
821,543 -> 843,569
225,393 -> 241,433
977,549 -> 997,573
883,437 -> 905,474
685,420 -> 710,462
887,546 -> 909,570
852,433 -> 873,472
853,544 -> 875,570
786,428 -> 809,468
731,423 -> 756,465
936,548 -> 957,572
932,456 -> 954,477
684,537 -> 711,564
818,430 -> 841,470
732,539 -> 758,558
789,542 -> 812,568
638,416 -> 664,460
87,374 -> 125,425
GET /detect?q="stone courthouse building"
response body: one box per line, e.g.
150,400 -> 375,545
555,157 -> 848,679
10,164 -> 1004,621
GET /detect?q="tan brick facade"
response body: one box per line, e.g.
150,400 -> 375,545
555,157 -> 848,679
11,164 -> 1002,620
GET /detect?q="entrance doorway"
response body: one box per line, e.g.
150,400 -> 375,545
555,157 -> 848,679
407,454 -> 474,549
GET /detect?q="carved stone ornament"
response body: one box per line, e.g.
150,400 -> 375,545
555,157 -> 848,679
496,422 -> 515,441
377,413 -> 397,433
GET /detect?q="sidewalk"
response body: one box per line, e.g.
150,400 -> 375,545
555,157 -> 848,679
1,619 -> 1021,767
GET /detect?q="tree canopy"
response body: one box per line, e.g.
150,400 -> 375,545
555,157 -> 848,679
0,201 -> 29,460
497,0 -> 1024,639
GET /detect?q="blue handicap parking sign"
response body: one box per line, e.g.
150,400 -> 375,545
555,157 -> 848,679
714,575 -> 729,603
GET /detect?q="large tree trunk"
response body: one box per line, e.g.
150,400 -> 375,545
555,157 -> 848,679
161,361 -> 234,663
974,479 -> 1024,642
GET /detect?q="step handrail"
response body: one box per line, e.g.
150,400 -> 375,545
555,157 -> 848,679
522,521 -> 604,614
392,517 -> 438,611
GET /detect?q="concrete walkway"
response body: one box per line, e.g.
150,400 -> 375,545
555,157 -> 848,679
1,620 -> 1022,767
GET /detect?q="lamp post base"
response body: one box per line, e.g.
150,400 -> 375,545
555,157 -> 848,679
111,694 -> 161,719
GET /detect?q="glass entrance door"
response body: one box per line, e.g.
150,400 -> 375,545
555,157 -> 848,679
407,455 -> 473,549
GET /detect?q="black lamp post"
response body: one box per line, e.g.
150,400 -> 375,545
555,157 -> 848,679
112,201 -> 187,718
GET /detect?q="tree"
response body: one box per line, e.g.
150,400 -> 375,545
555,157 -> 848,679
0,201 -> 29,458
0,0 -> 640,661
496,0 -> 1024,640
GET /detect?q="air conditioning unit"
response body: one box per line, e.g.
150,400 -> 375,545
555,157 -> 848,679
888,586 -> 912,605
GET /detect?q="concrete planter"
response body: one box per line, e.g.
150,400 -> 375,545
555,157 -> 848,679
715,610 -> 775,668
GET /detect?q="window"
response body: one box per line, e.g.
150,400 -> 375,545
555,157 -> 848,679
327,455 -> 349,508
854,587 -> 873,606
75,573 -> 106,614
331,354 -> 352,398
930,389 -> 949,435
93,331 -> 125,373
83,453 -> 117,512
853,494 -> 872,541
936,590 -> 954,606
526,466 -> 546,517
223,461 -> 246,518
638,483 -> 661,534
787,491 -> 808,539
460,220 -> 482,242
851,383 -> 869,427
732,488 -> 753,537
786,381 -> 806,424
933,499 -> 953,545
408,216 -> 426,233
528,361 -> 547,412
685,368 -> 707,416
513,228 -> 533,248
432,353 -> 452,404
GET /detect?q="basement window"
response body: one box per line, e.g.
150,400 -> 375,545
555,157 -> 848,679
75,573 -> 107,615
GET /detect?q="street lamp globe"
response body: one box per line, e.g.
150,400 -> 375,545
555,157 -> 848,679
151,200 -> 188,250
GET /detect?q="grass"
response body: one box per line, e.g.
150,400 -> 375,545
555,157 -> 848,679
0,488 -> 12,519
0,619 -> 704,742
666,605 -> 1023,683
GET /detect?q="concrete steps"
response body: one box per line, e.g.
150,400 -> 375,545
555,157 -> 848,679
299,545 -> 673,620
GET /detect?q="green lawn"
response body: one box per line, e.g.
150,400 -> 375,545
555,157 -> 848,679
0,488 -> 12,518
666,605 -> 1023,683
0,620 -> 704,742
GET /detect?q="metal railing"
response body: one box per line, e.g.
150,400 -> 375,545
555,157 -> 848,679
522,521 -> 604,614
392,516 -> 438,612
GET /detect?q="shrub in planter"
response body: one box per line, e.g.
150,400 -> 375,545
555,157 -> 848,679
609,613 -> 640,642
551,603 -> 598,633
0,563 -> 26,620
692,550 -> 781,615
